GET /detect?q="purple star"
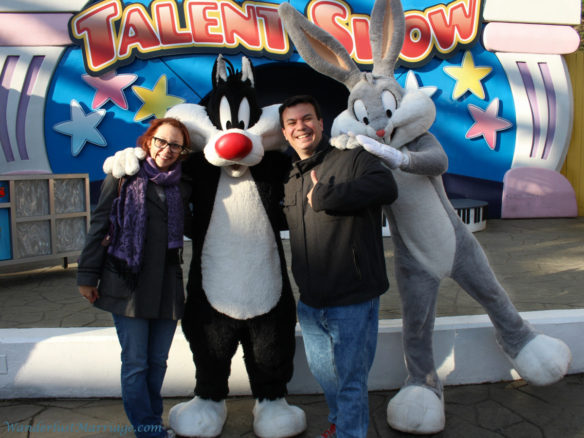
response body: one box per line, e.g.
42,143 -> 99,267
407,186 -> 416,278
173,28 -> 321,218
82,71 -> 137,110
465,98 -> 512,150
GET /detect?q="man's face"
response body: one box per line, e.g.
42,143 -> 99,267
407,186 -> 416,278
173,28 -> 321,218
281,102 -> 324,160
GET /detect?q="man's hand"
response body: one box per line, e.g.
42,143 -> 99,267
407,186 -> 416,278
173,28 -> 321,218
307,170 -> 318,208
356,135 -> 409,169
79,285 -> 99,304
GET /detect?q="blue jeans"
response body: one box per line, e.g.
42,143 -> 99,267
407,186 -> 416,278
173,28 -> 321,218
113,314 -> 177,438
297,298 -> 379,438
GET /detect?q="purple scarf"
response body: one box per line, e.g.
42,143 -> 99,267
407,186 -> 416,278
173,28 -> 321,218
107,157 -> 183,273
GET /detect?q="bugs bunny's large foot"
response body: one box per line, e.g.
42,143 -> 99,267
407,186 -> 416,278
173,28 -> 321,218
510,334 -> 571,386
387,385 -> 445,434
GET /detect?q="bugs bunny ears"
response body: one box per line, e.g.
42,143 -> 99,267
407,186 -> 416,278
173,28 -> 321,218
278,0 -> 406,88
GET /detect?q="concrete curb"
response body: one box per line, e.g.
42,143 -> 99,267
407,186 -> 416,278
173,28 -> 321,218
1,309 -> 583,398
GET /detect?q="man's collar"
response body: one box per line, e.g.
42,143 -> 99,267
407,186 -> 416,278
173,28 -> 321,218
291,137 -> 331,174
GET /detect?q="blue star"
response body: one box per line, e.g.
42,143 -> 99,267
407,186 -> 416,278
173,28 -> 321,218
53,100 -> 107,157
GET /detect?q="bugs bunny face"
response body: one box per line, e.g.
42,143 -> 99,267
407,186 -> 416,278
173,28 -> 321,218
349,74 -> 404,138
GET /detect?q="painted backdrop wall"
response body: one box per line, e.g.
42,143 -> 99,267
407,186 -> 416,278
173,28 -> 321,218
0,0 -> 581,217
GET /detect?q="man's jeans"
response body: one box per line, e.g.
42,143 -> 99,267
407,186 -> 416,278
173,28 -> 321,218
113,314 -> 177,438
297,298 -> 379,438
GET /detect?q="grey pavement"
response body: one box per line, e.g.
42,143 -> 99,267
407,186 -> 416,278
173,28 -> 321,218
0,217 -> 583,437
1,373 -> 584,437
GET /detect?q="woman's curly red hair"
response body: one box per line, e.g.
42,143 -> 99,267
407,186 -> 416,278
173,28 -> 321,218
137,117 -> 192,161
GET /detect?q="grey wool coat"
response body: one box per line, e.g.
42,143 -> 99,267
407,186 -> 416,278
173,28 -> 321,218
77,173 -> 186,319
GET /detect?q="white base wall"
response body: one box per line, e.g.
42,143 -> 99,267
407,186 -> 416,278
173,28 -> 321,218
1,309 -> 583,399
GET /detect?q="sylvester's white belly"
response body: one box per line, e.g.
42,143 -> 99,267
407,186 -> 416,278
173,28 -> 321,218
202,171 -> 282,319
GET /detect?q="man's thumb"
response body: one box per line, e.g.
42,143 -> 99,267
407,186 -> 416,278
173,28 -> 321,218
310,170 -> 318,184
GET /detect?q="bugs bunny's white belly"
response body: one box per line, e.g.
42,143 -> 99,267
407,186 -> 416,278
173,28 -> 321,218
388,170 -> 456,279
202,171 -> 282,319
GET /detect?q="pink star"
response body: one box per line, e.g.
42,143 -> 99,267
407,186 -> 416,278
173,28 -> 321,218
465,98 -> 512,150
82,71 -> 137,110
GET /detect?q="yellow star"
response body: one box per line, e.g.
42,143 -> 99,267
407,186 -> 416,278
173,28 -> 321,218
444,51 -> 492,100
132,75 -> 185,122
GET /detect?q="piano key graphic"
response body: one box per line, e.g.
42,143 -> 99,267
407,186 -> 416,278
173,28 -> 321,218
450,199 -> 488,232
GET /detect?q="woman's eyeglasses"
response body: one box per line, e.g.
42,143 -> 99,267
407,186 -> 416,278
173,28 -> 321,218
152,137 -> 185,153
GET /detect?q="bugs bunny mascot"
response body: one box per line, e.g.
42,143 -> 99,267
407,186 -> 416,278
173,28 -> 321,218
278,0 -> 571,434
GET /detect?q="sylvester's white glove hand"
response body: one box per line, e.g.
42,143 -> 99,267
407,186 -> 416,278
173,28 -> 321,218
103,147 -> 146,178
356,135 -> 409,169
330,132 -> 361,150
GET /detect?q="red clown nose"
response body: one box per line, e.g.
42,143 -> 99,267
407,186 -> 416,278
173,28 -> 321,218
215,133 -> 253,160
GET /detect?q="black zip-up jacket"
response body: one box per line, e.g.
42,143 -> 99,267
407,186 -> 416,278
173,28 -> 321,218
283,138 -> 398,308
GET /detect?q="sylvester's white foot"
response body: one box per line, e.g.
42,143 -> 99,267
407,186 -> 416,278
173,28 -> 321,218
168,396 -> 227,438
252,398 -> 307,438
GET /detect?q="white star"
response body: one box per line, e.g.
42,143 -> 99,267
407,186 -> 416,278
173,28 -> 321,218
404,70 -> 438,97
54,100 -> 107,156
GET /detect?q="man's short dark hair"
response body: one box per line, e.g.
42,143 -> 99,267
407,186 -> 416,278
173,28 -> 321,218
278,95 -> 323,127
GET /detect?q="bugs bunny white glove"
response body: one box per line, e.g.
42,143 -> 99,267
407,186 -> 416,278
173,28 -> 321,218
356,134 -> 409,169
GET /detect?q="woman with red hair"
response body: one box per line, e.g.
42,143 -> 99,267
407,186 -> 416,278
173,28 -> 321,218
78,118 -> 191,438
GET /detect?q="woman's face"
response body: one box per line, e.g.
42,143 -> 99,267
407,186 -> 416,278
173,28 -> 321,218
148,123 -> 184,171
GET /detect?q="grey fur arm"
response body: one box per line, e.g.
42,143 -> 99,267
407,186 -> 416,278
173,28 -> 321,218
402,132 -> 448,177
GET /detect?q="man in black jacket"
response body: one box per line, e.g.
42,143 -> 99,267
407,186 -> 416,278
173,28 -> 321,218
279,95 -> 398,438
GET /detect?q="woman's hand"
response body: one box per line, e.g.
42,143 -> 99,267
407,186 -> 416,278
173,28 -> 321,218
79,285 -> 99,303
